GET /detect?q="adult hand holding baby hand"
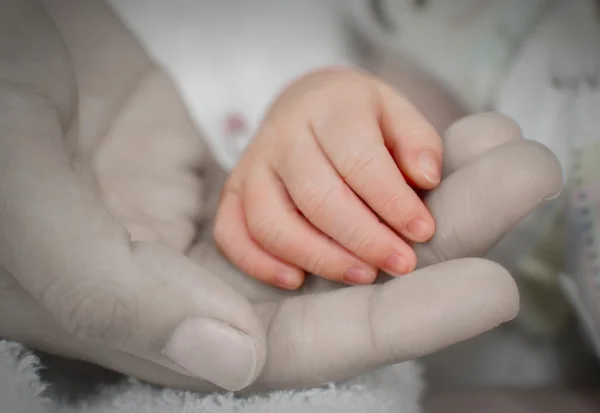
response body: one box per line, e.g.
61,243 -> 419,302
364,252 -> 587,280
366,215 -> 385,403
216,69 -> 443,288
0,0 -> 563,395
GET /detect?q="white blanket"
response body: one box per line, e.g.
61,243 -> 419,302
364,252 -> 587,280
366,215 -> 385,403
0,340 -> 422,413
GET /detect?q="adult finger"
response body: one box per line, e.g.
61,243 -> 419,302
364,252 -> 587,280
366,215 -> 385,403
443,112 -> 524,176
242,168 -> 377,285
0,259 -> 517,394
276,134 -> 417,277
214,183 -> 306,290
0,87 -> 265,392
4,0 -> 264,392
0,0 -> 75,126
258,258 -> 519,389
254,114 -> 560,390
313,105 -> 435,243
415,137 -> 563,268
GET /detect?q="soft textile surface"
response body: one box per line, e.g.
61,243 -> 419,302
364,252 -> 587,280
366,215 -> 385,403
0,342 -> 50,413
0,340 -> 423,413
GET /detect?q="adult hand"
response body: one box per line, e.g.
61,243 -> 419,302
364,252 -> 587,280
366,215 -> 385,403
0,0 -> 262,392
0,0 -> 562,394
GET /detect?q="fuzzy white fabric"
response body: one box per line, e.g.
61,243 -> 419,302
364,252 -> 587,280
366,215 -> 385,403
0,340 -> 423,413
0,342 -> 51,413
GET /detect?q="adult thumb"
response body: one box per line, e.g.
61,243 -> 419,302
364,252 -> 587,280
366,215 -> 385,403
123,242 -> 267,392
0,86 -> 266,391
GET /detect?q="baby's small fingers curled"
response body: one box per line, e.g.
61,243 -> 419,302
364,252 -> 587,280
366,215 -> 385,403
214,186 -> 305,290
277,134 -> 417,277
312,105 -> 436,244
243,168 -> 378,285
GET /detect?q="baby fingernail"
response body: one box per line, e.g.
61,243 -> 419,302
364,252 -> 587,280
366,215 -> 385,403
163,318 -> 258,391
406,217 -> 433,241
384,253 -> 412,276
419,151 -> 440,184
343,267 -> 374,284
275,271 -> 302,289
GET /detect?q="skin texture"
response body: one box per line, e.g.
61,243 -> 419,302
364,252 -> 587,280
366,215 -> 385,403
216,68 -> 445,289
0,0 -> 565,401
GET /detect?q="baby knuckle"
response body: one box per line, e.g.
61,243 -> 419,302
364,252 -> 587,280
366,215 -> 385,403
44,279 -> 138,349
345,228 -> 375,257
296,183 -> 335,218
234,250 -> 261,276
408,118 -> 438,140
337,142 -> 378,180
247,212 -> 282,248
304,251 -> 326,276
378,191 -> 406,218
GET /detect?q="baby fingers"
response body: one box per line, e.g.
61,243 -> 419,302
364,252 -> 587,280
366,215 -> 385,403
214,185 -> 306,290
275,133 -> 417,277
311,104 -> 436,244
215,166 -> 379,288
243,168 -> 378,285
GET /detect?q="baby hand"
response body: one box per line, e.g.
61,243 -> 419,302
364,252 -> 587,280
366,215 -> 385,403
214,68 -> 443,289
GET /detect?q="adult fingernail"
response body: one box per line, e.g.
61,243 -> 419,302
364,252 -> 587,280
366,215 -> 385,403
163,318 -> 258,391
384,253 -> 412,276
343,267 -> 375,284
406,217 -> 433,241
419,151 -> 440,184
